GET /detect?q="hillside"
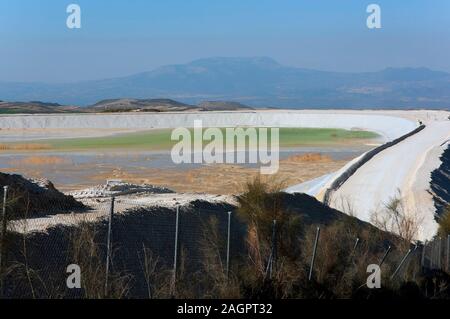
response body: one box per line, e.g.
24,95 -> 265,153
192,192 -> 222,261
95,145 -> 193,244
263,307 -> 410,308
1,57 -> 450,108
0,172 -> 84,218
0,98 -> 254,114
198,100 -> 253,111
88,98 -> 198,112
0,101 -> 81,114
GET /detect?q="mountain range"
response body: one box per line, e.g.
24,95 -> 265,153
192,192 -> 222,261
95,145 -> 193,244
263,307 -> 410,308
0,99 -> 254,114
1,57 -> 449,109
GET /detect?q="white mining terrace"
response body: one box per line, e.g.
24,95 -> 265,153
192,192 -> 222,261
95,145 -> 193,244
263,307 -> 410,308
1,109 -> 449,240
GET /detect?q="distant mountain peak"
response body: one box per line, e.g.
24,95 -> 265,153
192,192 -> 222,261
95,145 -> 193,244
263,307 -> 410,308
189,56 -> 280,65
189,56 -> 281,67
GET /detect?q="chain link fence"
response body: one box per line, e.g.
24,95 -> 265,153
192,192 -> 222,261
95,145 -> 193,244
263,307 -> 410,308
0,184 -> 449,299
0,185 -> 246,298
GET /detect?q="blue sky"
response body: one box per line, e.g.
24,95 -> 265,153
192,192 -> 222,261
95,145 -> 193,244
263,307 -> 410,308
0,0 -> 449,82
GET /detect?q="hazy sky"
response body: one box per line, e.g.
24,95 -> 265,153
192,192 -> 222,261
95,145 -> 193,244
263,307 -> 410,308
1,0 -> 449,82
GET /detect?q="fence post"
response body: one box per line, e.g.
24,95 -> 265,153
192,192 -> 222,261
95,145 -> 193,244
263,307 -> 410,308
420,242 -> 427,269
0,186 -> 9,297
379,245 -> 392,268
308,227 -> 320,281
353,238 -> 360,251
391,248 -> 413,280
438,237 -> 442,270
104,196 -> 115,298
226,211 -> 231,280
349,237 -> 360,263
171,205 -> 180,296
430,240 -> 435,269
447,235 -> 450,272
265,220 -> 278,279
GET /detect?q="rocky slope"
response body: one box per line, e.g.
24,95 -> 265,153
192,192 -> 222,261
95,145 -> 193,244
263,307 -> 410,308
430,145 -> 450,218
0,172 -> 84,218
0,98 -> 254,114
88,98 -> 197,112
0,101 -> 81,114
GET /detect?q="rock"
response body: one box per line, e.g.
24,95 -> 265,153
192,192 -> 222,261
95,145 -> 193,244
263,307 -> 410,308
68,181 -> 175,199
0,172 -> 85,219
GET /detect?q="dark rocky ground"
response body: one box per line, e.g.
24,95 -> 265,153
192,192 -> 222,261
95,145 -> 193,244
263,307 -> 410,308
430,145 -> 450,218
0,172 -> 85,219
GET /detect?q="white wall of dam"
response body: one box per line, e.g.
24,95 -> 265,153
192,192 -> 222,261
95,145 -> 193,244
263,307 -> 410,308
0,110 -> 418,141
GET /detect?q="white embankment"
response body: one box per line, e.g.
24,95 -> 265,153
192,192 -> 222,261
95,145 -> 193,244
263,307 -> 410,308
1,109 -> 449,240
0,110 -> 414,141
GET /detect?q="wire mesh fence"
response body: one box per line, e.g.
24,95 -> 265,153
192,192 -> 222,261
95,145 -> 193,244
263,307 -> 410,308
0,183 -> 449,299
421,236 -> 450,272
0,185 -> 246,298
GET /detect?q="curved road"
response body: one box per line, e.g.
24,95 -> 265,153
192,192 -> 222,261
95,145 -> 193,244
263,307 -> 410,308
327,120 -> 450,240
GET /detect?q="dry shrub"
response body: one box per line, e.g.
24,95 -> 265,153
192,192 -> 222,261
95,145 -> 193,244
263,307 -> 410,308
300,218 -> 402,298
333,195 -> 358,218
0,144 -> 51,151
15,156 -> 68,166
194,216 -> 241,298
171,247 -> 202,299
237,175 -> 301,265
137,245 -> 172,299
236,175 -> 304,298
283,153 -> 332,163
371,192 -> 421,245
69,221 -> 130,299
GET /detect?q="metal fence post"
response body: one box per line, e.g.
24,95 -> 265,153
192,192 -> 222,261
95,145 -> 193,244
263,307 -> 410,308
391,248 -> 412,280
353,237 -> 360,251
226,211 -> 231,279
308,226 -> 320,281
379,245 -> 392,268
104,196 -> 115,298
171,205 -> 180,296
349,237 -> 360,263
447,235 -> 450,272
420,242 -> 427,269
0,186 -> 9,297
270,220 -> 277,278
430,240 -> 435,269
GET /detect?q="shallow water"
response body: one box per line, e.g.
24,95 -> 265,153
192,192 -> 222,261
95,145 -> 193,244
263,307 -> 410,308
0,146 -> 370,190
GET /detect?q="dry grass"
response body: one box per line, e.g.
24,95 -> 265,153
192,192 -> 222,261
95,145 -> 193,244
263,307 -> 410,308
15,156 -> 68,166
193,216 -> 242,298
282,153 -> 332,163
371,191 -> 421,244
55,152 -> 348,194
0,143 -> 51,151
68,221 -> 131,299
137,244 -> 173,298
237,175 -> 302,260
